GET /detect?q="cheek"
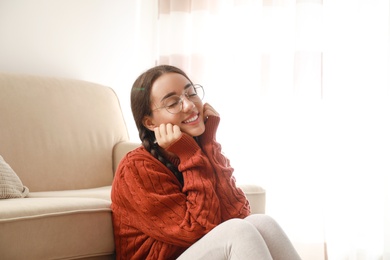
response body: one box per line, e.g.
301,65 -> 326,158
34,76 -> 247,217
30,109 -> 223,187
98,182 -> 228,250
196,102 -> 204,117
155,113 -> 182,126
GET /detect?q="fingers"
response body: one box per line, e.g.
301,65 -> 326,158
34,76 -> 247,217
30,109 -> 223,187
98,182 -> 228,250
172,125 -> 181,139
203,103 -> 219,118
154,123 -> 182,149
158,123 -> 170,138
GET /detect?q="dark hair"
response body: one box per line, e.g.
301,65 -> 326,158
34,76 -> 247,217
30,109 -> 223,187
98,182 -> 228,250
131,65 -> 193,185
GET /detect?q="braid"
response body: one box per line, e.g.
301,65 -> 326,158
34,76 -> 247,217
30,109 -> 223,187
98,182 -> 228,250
140,128 -> 184,186
131,65 -> 192,187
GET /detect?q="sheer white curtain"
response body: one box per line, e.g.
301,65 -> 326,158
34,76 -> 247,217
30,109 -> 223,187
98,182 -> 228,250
153,0 -> 390,259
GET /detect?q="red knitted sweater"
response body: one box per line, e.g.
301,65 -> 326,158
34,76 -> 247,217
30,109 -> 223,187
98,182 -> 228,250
111,116 -> 250,260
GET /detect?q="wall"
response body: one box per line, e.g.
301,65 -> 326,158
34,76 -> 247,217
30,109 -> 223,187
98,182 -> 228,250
0,0 -> 156,140
1,1 -> 390,258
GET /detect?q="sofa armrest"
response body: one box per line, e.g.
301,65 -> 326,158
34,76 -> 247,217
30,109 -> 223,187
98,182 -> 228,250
113,141 -> 141,173
237,184 -> 266,214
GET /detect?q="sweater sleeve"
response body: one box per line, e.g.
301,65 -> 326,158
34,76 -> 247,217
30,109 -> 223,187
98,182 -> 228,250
111,136 -> 222,248
198,116 -> 251,220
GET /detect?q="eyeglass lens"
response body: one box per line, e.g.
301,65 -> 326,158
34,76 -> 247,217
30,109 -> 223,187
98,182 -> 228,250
164,85 -> 204,114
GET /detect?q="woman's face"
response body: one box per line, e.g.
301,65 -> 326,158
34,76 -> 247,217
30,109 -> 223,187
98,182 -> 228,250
145,72 -> 205,137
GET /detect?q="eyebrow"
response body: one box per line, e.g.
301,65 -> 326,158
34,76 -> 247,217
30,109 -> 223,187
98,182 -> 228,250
160,83 -> 193,102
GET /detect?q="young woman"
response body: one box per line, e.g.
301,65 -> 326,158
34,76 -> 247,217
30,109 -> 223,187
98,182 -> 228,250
111,65 -> 301,260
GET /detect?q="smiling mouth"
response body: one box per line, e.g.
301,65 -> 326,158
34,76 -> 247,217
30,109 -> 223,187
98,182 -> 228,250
183,114 -> 199,124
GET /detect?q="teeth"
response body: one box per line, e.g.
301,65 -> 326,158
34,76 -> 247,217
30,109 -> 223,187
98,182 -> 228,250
184,115 -> 198,123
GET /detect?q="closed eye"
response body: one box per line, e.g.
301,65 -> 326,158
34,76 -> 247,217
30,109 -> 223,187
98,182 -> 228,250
165,98 -> 182,108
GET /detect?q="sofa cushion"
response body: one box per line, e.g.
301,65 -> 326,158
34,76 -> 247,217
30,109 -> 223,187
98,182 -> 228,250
0,155 -> 29,199
0,197 -> 115,259
28,185 -> 112,201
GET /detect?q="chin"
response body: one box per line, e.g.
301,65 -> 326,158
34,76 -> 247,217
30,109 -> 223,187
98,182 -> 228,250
186,125 -> 205,137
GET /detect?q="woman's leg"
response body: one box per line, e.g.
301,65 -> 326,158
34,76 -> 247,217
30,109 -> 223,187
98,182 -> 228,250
177,218 -> 273,260
245,214 -> 302,260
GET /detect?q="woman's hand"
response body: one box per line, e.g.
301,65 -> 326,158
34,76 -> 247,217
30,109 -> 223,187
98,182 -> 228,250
198,103 -> 220,146
203,103 -> 219,121
154,123 -> 182,149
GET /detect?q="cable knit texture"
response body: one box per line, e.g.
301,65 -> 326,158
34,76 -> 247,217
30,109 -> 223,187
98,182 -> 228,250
111,116 -> 250,260
0,155 -> 29,199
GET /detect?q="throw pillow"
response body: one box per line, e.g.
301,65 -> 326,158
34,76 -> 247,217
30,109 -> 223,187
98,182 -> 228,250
0,155 -> 29,199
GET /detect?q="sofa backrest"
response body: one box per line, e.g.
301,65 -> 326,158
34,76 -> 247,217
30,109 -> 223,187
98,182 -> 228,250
0,73 -> 129,192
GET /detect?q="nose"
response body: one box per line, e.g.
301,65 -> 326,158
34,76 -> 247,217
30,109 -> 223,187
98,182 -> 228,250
181,95 -> 195,112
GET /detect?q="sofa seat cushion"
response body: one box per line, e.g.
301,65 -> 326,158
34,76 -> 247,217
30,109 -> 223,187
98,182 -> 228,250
0,197 -> 114,259
27,185 -> 112,201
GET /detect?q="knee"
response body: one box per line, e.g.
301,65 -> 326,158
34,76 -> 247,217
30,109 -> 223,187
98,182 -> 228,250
245,214 -> 286,236
219,218 -> 260,240
246,214 -> 279,227
218,219 -> 271,258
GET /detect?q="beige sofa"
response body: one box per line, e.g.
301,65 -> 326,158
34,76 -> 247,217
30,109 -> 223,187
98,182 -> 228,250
0,72 -> 266,260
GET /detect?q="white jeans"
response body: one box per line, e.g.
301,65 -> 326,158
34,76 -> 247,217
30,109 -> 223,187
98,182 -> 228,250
177,214 -> 301,260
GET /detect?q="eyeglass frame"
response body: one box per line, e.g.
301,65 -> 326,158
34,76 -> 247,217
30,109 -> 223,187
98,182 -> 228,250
152,84 -> 205,114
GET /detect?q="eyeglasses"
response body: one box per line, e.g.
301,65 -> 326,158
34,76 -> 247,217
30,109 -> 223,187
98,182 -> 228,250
153,84 -> 205,114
